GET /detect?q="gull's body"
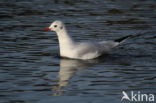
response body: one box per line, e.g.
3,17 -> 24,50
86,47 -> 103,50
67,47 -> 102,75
44,20 -> 131,60
59,40 -> 119,60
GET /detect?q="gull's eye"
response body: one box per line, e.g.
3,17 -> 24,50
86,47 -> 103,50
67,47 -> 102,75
54,25 -> 57,28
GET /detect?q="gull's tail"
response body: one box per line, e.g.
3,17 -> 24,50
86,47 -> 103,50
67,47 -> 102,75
115,35 -> 132,44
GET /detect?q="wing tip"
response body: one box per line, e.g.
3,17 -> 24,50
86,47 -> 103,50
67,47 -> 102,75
115,35 -> 132,43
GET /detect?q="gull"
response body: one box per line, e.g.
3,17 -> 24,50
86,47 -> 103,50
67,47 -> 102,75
44,20 -> 131,60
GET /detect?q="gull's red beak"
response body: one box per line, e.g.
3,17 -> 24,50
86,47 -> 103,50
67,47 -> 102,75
43,27 -> 51,31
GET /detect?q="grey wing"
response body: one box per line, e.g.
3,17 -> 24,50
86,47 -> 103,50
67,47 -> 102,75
74,42 -> 101,57
98,40 -> 119,52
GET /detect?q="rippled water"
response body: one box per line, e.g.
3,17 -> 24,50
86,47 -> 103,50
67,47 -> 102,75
0,0 -> 156,103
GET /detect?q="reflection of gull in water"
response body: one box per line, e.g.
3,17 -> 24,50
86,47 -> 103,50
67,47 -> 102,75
59,58 -> 97,87
52,55 -> 131,96
52,58 -> 97,96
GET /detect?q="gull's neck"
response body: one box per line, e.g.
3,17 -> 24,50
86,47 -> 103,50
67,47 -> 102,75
56,27 -> 75,55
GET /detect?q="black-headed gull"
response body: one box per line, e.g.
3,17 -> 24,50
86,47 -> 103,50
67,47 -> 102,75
44,20 -> 131,60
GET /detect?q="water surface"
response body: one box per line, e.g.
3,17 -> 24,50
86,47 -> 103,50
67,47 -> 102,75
0,0 -> 156,103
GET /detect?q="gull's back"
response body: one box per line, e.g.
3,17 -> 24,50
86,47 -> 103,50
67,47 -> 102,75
72,40 -> 118,59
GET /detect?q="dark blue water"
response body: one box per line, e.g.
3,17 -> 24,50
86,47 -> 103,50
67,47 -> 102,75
0,0 -> 156,103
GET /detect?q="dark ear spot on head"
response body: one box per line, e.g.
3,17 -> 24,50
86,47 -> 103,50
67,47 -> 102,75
54,25 -> 57,28
60,26 -> 63,29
